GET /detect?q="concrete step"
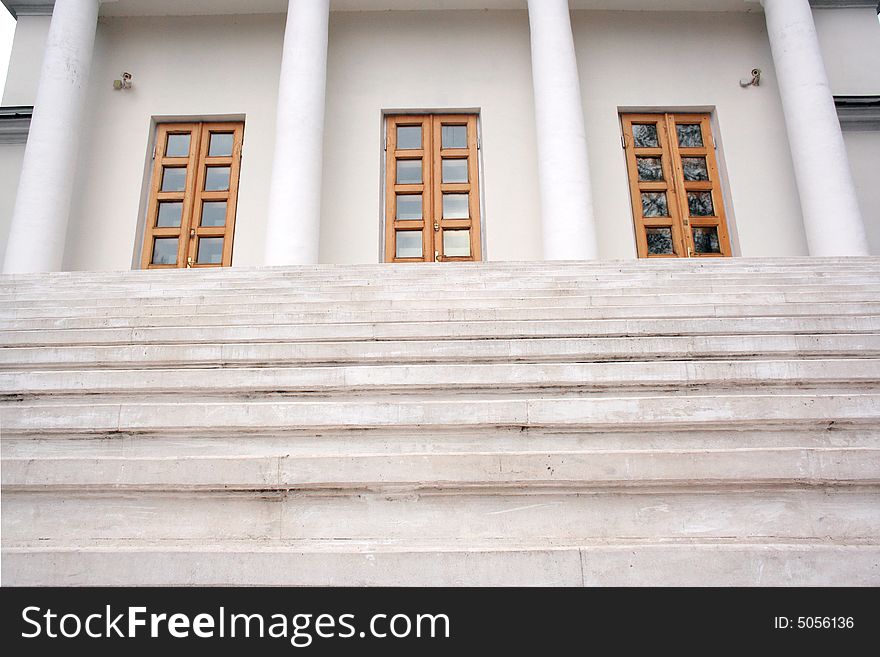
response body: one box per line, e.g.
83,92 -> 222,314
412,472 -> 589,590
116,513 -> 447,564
3,490 -> 877,560
3,541 -> 878,586
4,303 -> 880,334
5,279 -> 880,305
4,487 -> 877,541
4,426 -> 876,459
5,275 -> 880,305
5,292 -> 880,327
2,360 -> 878,399
3,316 -> 879,347
3,394 -> 879,435
2,334 -> 876,370
1,256 -> 876,284
3,257 -> 879,586
4,446 -> 877,489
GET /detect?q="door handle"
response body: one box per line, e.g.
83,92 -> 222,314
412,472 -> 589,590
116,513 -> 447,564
434,250 -> 443,262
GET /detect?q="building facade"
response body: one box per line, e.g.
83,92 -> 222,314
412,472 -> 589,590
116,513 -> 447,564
3,0 -> 880,587
0,0 -> 878,273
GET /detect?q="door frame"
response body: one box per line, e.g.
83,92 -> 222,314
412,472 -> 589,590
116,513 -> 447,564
379,109 -> 487,263
132,114 -> 246,270
619,107 -> 740,259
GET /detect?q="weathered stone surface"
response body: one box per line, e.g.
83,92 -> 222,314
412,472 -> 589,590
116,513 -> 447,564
2,257 -> 879,585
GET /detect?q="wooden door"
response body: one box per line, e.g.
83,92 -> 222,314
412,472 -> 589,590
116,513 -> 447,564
141,121 -> 244,269
384,114 -> 482,263
621,113 -> 732,258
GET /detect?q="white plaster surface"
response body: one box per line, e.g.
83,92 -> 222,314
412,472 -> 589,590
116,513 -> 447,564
0,143 -> 24,258
813,7 -> 880,96
572,9 -> 807,259
843,129 -> 880,256
1,6 -> 875,268
63,13 -> 284,271
0,14 -> 49,106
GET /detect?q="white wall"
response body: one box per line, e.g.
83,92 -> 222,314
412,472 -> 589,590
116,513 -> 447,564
843,129 -> 880,255
63,14 -> 283,271
813,8 -> 880,96
0,15 -> 49,260
323,10 -> 541,263
1,15 -> 49,106
572,10 -> 807,259
814,8 -> 880,256
0,142 -> 25,257
33,8 -> 832,269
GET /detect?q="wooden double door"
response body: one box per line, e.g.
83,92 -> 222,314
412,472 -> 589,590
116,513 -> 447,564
621,113 -> 732,258
141,121 -> 244,269
384,114 -> 482,263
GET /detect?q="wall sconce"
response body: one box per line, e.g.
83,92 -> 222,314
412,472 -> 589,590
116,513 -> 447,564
113,72 -> 133,90
739,68 -> 761,88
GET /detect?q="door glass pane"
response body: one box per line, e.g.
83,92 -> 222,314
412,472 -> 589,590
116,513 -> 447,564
682,157 -> 709,181
151,238 -> 179,265
693,226 -> 721,254
205,166 -> 231,191
165,133 -> 190,158
161,167 -> 187,192
646,228 -> 674,255
208,133 -> 234,157
396,195 -> 422,221
443,230 -> 471,257
641,192 -> 669,217
197,237 -> 224,264
688,191 -> 715,217
396,231 -> 423,258
636,157 -> 663,182
200,201 -> 227,227
441,125 -> 467,149
156,201 -> 183,228
443,194 -> 469,219
397,126 -> 422,150
396,160 -> 422,184
677,124 -> 704,148
632,124 -> 659,148
442,159 -> 468,183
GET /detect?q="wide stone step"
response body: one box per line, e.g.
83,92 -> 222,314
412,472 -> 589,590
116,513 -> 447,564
5,274 -> 880,304
3,394 -> 879,434
4,445 -> 877,489
5,541 -> 877,586
5,303 -> 880,334
2,302 -> 880,334
5,292 -> 880,327
2,360 -> 878,398
4,257 -> 879,587
5,279 -> 880,306
4,316 -> 879,347
4,426 -> 875,458
1,256 -> 876,285
3,487 -> 876,543
2,334 -> 875,370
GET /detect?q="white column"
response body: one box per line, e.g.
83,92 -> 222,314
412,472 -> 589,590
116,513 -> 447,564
264,0 -> 330,266
3,0 -> 100,273
527,0 -> 598,261
761,0 -> 868,256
